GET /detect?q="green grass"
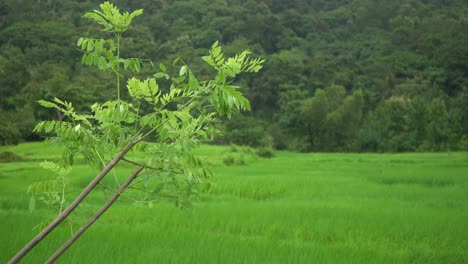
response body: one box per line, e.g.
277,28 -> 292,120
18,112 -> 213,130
1,143 -> 468,263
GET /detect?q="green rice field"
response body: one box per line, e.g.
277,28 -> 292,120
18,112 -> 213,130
1,142 -> 467,263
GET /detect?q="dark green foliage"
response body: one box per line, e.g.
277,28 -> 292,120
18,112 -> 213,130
0,151 -> 22,162
219,114 -> 272,148
0,109 -> 26,146
300,85 -> 364,151
222,145 -> 257,166
0,0 -> 467,152
256,147 -> 275,158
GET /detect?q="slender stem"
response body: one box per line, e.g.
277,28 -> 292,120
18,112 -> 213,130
45,166 -> 144,264
93,146 -> 121,187
98,182 -> 140,202
116,33 -> 121,101
68,219 -> 74,237
116,74 -> 120,101
8,139 -> 139,264
126,186 -> 178,199
58,177 -> 66,216
121,157 -> 161,171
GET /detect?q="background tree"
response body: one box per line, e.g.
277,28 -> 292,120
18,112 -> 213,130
0,0 -> 467,152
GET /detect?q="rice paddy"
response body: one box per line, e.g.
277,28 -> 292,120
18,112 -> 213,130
1,142 -> 467,263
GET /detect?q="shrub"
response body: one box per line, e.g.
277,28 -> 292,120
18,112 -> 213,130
0,151 -> 22,162
220,114 -> 273,148
256,147 -> 274,158
222,145 -> 258,165
0,110 -> 21,146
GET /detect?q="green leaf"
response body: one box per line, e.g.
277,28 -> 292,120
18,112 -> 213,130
33,122 -> 44,133
201,56 -> 215,67
140,114 -> 153,127
87,40 -> 94,52
148,78 -> 159,95
122,59 -> 130,70
98,57 -> 107,70
52,97 -> 66,106
168,113 -> 179,128
37,100 -> 58,109
179,65 -> 187,76
80,38 -> 88,50
154,72 -> 166,79
93,54 -> 100,65
172,57 -> 180,66
133,59 -> 141,72
86,54 -> 94,65
159,63 -> 166,73
173,76 -> 185,84
83,12 -> 110,29
188,71 -> 199,90
212,41 -> 219,50
44,122 -> 54,133
129,9 -> 143,19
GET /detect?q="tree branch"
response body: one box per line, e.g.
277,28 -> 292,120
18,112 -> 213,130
45,165 -> 144,264
8,139 -> 139,264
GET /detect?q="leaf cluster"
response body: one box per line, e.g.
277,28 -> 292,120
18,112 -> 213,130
33,3 -> 264,209
82,1 -> 143,33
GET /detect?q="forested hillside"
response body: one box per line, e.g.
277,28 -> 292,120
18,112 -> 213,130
1,0 -> 467,152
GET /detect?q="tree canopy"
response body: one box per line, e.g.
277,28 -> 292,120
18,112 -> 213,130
1,0 -> 467,152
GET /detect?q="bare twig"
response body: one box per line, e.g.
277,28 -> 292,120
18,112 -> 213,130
121,157 -> 161,171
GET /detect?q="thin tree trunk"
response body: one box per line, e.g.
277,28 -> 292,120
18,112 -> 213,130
8,139 -> 139,264
45,165 -> 144,264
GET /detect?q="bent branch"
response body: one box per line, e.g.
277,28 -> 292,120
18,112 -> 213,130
45,165 -> 144,264
8,139 -> 139,264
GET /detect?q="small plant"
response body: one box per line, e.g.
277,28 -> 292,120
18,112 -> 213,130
0,151 -> 22,162
222,145 -> 258,166
229,144 -> 238,152
256,147 -> 274,158
9,2 -> 263,263
223,155 -> 236,166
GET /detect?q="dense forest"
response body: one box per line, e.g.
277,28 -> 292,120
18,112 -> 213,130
0,0 -> 467,152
